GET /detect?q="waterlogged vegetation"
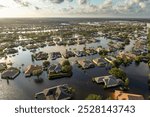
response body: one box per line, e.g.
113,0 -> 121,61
0,19 -> 150,100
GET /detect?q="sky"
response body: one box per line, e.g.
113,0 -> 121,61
0,0 -> 150,18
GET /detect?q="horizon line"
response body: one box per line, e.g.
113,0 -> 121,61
0,17 -> 150,19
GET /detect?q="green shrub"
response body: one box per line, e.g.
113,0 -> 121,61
109,67 -> 127,80
85,94 -> 102,100
62,60 -> 70,66
62,65 -> 72,73
43,61 -> 50,67
124,78 -> 129,87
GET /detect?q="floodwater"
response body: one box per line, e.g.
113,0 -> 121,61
0,37 -> 150,100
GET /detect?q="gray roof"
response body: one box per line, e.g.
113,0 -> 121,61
103,75 -> 120,88
35,84 -> 72,100
94,77 -> 104,83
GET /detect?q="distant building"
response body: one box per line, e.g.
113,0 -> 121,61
118,51 -> 136,60
77,59 -> 95,69
92,58 -> 106,66
62,51 -> 75,59
104,56 -> 116,65
112,90 -> 144,100
33,52 -> 48,60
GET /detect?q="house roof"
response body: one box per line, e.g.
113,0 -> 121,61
1,67 -> 19,79
49,64 -> 61,72
55,87 -> 70,100
25,65 -> 42,75
113,90 -> 144,100
118,52 -> 136,59
93,58 -> 105,64
103,75 -> 119,87
35,84 -> 71,100
49,64 -> 57,71
94,77 -> 104,83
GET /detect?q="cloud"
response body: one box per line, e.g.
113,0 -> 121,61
13,0 -> 41,10
62,6 -> 74,12
100,0 -> 112,10
113,0 -> 149,12
0,5 -> 6,8
6,0 -> 149,18
49,0 -> 64,4
45,0 -> 73,4
77,0 -> 88,5
35,6 -> 41,10
13,0 -> 31,7
59,0 -> 150,17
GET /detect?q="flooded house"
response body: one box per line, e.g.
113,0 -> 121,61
33,52 -> 48,60
3,48 -> 18,54
35,84 -> 72,100
92,57 -> 106,66
1,67 -> 20,79
104,56 -> 116,65
112,90 -> 144,100
117,51 -> 136,60
85,48 -> 97,55
50,52 -> 61,60
73,50 -> 86,57
93,75 -> 123,88
48,64 -> 62,73
77,59 -> 95,69
25,65 -> 43,77
62,50 -> 75,59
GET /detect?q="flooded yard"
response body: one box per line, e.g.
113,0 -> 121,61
0,36 -> 149,99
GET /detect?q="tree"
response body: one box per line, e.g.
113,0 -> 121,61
62,60 -> 70,66
124,78 -> 129,87
123,58 -> 132,66
109,67 -> 127,80
32,69 -> 43,83
43,61 -> 50,67
99,49 -> 108,56
85,94 -> 102,100
135,56 -> 141,65
113,58 -> 123,67
62,65 -> 72,73
125,39 -> 130,45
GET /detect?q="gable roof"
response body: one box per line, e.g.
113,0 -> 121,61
35,84 -> 72,100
